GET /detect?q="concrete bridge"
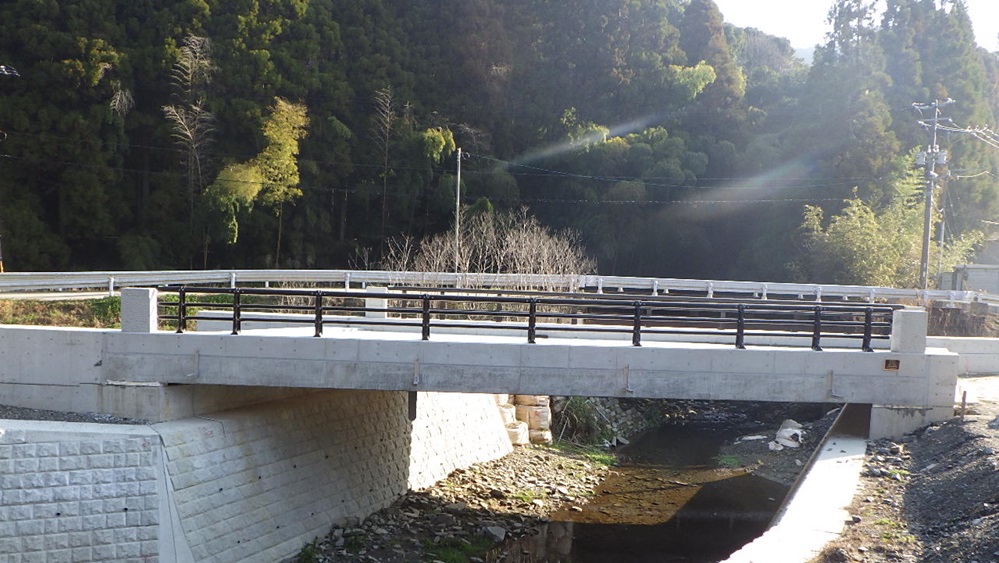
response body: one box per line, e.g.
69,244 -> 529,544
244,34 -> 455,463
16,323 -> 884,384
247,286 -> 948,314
1,271 -> 997,562
98,285 -> 956,437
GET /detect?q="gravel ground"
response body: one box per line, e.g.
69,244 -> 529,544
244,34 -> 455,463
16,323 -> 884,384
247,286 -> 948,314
290,445 -> 612,562
812,376 -> 999,563
0,404 -> 147,424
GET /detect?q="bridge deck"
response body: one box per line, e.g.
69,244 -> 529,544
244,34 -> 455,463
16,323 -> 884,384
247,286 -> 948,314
101,315 -> 956,412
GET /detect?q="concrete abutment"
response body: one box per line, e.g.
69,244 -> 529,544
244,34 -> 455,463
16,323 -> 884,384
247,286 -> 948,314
0,389 -> 512,562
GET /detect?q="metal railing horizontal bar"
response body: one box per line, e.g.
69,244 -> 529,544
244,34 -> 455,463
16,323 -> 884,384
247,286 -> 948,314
2,269 -> 995,306
157,286 -> 896,351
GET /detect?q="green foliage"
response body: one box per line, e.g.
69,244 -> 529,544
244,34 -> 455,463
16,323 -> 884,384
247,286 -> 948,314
550,397 -> 613,445
0,0 -> 995,282
203,163 -> 265,244
714,454 -> 743,468
256,98 -> 310,208
201,98 -> 308,247
423,536 -> 495,563
87,296 -> 121,327
0,298 -> 119,328
550,441 -> 616,467
294,537 -> 322,563
795,173 -> 982,288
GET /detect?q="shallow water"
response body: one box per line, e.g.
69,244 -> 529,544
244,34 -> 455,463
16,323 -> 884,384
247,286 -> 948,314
489,422 -> 789,562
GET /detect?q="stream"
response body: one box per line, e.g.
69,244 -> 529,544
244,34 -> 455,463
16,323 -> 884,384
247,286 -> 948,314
488,415 -> 803,562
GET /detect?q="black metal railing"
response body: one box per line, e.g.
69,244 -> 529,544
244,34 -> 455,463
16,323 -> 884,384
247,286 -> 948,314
157,286 -> 900,351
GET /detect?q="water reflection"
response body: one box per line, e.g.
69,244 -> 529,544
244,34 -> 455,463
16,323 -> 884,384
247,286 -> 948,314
486,422 -> 789,562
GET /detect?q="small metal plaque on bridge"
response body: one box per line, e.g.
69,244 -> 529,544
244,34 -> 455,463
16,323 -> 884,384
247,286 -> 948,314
884,359 -> 901,371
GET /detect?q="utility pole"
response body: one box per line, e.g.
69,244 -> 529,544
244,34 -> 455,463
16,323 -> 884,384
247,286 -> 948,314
454,147 -> 462,274
913,98 -> 954,290
0,65 -> 17,273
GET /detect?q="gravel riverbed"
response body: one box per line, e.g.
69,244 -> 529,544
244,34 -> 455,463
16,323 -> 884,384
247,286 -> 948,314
290,445 -> 611,562
291,404 -> 838,562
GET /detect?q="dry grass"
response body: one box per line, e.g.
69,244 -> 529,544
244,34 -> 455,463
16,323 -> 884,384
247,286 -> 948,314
0,297 -> 121,328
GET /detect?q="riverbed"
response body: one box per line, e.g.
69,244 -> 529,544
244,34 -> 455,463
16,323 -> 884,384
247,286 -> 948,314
297,403 -> 835,562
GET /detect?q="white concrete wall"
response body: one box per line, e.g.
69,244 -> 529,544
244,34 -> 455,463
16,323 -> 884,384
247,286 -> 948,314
0,422 -> 167,562
928,336 -> 999,375
0,390 -> 511,563
409,392 -> 512,489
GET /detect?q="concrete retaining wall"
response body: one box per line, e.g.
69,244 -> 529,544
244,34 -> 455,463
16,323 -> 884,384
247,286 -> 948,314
0,422 -> 166,562
0,390 -> 512,562
928,336 -> 999,375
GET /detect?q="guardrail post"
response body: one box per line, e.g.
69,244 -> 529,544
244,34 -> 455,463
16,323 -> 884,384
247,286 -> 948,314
176,288 -> 186,334
528,299 -> 537,344
232,289 -> 242,335
811,306 -> 823,351
313,291 -> 323,337
108,276 -> 116,297
421,295 -> 431,340
862,307 -> 874,352
735,304 -> 746,349
632,302 -> 642,347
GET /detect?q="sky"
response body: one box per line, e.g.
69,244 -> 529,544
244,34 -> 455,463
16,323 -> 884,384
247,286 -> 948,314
713,0 -> 999,53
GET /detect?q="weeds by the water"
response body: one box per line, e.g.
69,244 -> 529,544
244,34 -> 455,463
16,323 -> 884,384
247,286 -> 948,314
550,441 -> 616,467
714,454 -> 743,468
512,488 -> 547,503
294,537 -> 323,563
424,536 -> 494,563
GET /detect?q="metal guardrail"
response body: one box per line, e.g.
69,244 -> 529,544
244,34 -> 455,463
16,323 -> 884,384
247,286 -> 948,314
157,286 -> 898,351
1,269 -> 996,307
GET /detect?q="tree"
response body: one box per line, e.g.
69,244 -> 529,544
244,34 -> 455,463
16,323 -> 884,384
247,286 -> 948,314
163,34 -> 216,266
679,0 -> 747,142
203,97 -> 308,265
794,170 -> 981,288
372,86 -> 395,246
383,208 -> 595,290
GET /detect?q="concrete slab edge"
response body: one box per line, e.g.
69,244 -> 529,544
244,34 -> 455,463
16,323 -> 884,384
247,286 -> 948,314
723,416 -> 867,562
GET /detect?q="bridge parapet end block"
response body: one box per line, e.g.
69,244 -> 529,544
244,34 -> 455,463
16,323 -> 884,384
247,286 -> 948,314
121,287 -> 157,333
890,308 -> 928,353
365,286 -> 389,319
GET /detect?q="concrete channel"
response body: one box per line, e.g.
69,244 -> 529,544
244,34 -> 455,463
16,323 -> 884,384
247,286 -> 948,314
724,404 -> 870,562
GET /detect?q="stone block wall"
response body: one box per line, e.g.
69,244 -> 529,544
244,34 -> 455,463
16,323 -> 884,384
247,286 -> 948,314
0,422 -> 163,563
0,389 -> 512,563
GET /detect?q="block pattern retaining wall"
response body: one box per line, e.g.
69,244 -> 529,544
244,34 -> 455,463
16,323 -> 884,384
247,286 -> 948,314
0,390 -> 512,563
409,393 -> 512,490
0,422 -> 163,563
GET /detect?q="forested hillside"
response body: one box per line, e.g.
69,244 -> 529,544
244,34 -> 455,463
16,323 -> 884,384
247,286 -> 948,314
0,0 -> 996,286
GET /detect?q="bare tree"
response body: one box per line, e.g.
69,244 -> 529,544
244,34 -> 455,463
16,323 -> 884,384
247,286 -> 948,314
372,87 -> 395,248
163,35 -> 216,241
383,208 -> 596,292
